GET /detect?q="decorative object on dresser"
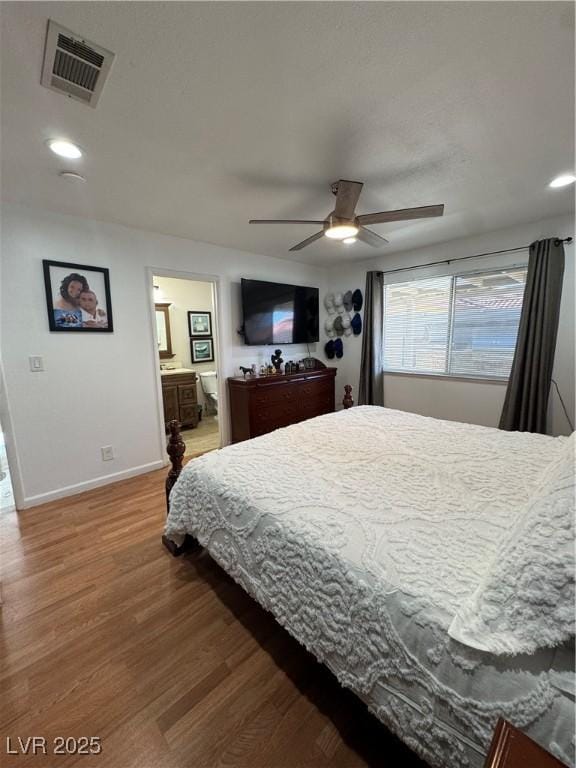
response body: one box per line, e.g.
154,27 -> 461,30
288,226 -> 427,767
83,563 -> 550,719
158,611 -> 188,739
160,370 -> 199,431
301,356 -> 325,370
228,367 -> 336,443
271,348 -> 283,372
485,719 -> 568,768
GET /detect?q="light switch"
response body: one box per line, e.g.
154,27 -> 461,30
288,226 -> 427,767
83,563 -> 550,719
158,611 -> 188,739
29,356 -> 44,372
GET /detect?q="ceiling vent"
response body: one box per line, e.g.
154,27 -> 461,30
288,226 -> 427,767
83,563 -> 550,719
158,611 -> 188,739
41,20 -> 115,108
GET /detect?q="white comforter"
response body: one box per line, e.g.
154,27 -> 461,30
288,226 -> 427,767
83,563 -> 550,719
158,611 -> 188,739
166,406 -> 574,767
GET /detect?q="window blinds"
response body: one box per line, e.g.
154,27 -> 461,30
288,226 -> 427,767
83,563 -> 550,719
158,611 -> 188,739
383,267 -> 528,379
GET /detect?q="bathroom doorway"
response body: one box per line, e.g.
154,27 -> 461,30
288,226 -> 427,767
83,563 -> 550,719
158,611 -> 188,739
151,273 -> 221,459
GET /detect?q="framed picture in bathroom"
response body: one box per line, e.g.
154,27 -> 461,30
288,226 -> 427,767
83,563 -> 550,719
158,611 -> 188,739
191,337 -> 214,363
188,311 -> 212,337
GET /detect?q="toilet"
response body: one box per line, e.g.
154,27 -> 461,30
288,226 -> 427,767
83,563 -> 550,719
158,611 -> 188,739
199,371 -> 218,416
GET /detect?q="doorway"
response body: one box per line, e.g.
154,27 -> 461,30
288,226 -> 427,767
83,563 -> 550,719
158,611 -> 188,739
0,421 -> 16,513
152,273 -> 222,458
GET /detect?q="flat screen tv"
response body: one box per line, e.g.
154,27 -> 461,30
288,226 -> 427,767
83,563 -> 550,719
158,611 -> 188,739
241,278 -> 319,346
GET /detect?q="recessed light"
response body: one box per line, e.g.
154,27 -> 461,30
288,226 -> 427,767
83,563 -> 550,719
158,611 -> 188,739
343,237 -> 357,244
549,174 -> 576,188
47,139 -> 83,159
59,171 -> 86,182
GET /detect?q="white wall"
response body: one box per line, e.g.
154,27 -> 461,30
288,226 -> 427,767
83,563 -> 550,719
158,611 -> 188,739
0,205 -> 324,507
153,276 -> 217,411
323,214 -> 575,436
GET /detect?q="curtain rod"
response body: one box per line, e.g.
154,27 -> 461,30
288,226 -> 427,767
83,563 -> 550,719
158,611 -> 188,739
379,236 -> 573,277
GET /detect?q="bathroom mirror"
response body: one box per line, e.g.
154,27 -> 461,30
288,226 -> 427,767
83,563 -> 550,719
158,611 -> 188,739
155,303 -> 174,359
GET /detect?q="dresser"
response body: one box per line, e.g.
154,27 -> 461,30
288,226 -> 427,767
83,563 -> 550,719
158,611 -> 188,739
228,367 -> 336,443
161,370 -> 199,431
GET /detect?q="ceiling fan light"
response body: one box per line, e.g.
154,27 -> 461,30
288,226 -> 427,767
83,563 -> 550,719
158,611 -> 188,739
343,237 -> 357,244
47,139 -> 83,159
325,224 -> 359,240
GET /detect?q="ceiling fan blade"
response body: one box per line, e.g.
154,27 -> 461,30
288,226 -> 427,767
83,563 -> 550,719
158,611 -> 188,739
249,219 -> 324,225
357,204 -> 445,226
333,180 -> 363,219
357,227 -> 389,247
289,231 -> 325,252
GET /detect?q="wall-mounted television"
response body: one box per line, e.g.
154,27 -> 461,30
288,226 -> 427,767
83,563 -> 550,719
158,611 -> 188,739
241,278 -> 319,346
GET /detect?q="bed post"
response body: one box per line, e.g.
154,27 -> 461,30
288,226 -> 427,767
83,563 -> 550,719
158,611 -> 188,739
162,420 -> 200,557
165,419 -> 185,514
343,385 -> 354,409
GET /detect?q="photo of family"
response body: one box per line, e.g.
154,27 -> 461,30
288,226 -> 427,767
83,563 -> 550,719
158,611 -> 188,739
43,260 -> 113,332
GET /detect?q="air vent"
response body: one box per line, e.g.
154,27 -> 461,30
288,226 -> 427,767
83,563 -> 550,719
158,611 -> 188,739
41,21 -> 114,108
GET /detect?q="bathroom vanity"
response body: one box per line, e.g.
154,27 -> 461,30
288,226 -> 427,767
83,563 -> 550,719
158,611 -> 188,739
160,369 -> 199,431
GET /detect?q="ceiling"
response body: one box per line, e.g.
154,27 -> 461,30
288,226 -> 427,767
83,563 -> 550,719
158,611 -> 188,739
1,1 -> 574,266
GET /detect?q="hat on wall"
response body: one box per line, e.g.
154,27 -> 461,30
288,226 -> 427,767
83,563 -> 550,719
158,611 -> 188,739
324,340 -> 335,359
342,314 -> 352,336
343,290 -> 353,311
351,313 -> 362,335
333,316 -> 344,336
334,292 -> 344,308
352,289 -> 363,312
334,338 -> 344,358
324,293 -> 336,314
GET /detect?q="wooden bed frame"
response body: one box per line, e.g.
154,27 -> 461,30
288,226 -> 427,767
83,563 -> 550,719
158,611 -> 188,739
162,384 -> 354,556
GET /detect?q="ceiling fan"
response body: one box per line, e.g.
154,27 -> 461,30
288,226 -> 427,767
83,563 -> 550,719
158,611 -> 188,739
249,180 -> 445,251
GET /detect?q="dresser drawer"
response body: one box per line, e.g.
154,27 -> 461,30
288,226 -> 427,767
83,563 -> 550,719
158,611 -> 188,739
252,382 -> 296,407
251,403 -> 300,434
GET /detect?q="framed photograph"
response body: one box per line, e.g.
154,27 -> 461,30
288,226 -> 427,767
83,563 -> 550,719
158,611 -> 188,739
191,337 -> 214,363
43,260 -> 113,332
188,311 -> 212,337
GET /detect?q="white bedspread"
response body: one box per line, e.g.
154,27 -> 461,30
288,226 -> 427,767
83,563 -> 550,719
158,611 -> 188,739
166,406 -> 575,767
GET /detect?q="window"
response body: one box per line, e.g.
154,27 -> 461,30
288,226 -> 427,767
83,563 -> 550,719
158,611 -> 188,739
383,267 -> 528,379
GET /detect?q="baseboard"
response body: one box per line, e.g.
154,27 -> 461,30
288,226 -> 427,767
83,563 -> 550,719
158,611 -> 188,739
20,460 -> 165,509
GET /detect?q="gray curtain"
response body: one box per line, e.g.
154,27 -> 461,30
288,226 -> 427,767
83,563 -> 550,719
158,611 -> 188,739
499,238 -> 565,433
358,271 -> 384,406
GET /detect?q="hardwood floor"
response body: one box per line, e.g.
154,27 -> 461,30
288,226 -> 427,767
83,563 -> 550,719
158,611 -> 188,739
181,415 -> 220,457
0,468 -> 426,768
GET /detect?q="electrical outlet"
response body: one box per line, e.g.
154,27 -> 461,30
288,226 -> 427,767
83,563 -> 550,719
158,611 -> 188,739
101,445 -> 114,461
29,356 -> 44,372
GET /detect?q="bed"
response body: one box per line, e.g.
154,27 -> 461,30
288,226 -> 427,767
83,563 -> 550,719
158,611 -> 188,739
164,404 -> 575,768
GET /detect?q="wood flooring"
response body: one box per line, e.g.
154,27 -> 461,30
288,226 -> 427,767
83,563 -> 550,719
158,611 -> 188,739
182,416 -> 220,457
0,468 -> 427,768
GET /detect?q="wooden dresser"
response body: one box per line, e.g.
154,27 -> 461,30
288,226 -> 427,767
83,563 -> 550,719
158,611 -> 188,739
228,367 -> 336,443
161,371 -> 199,431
